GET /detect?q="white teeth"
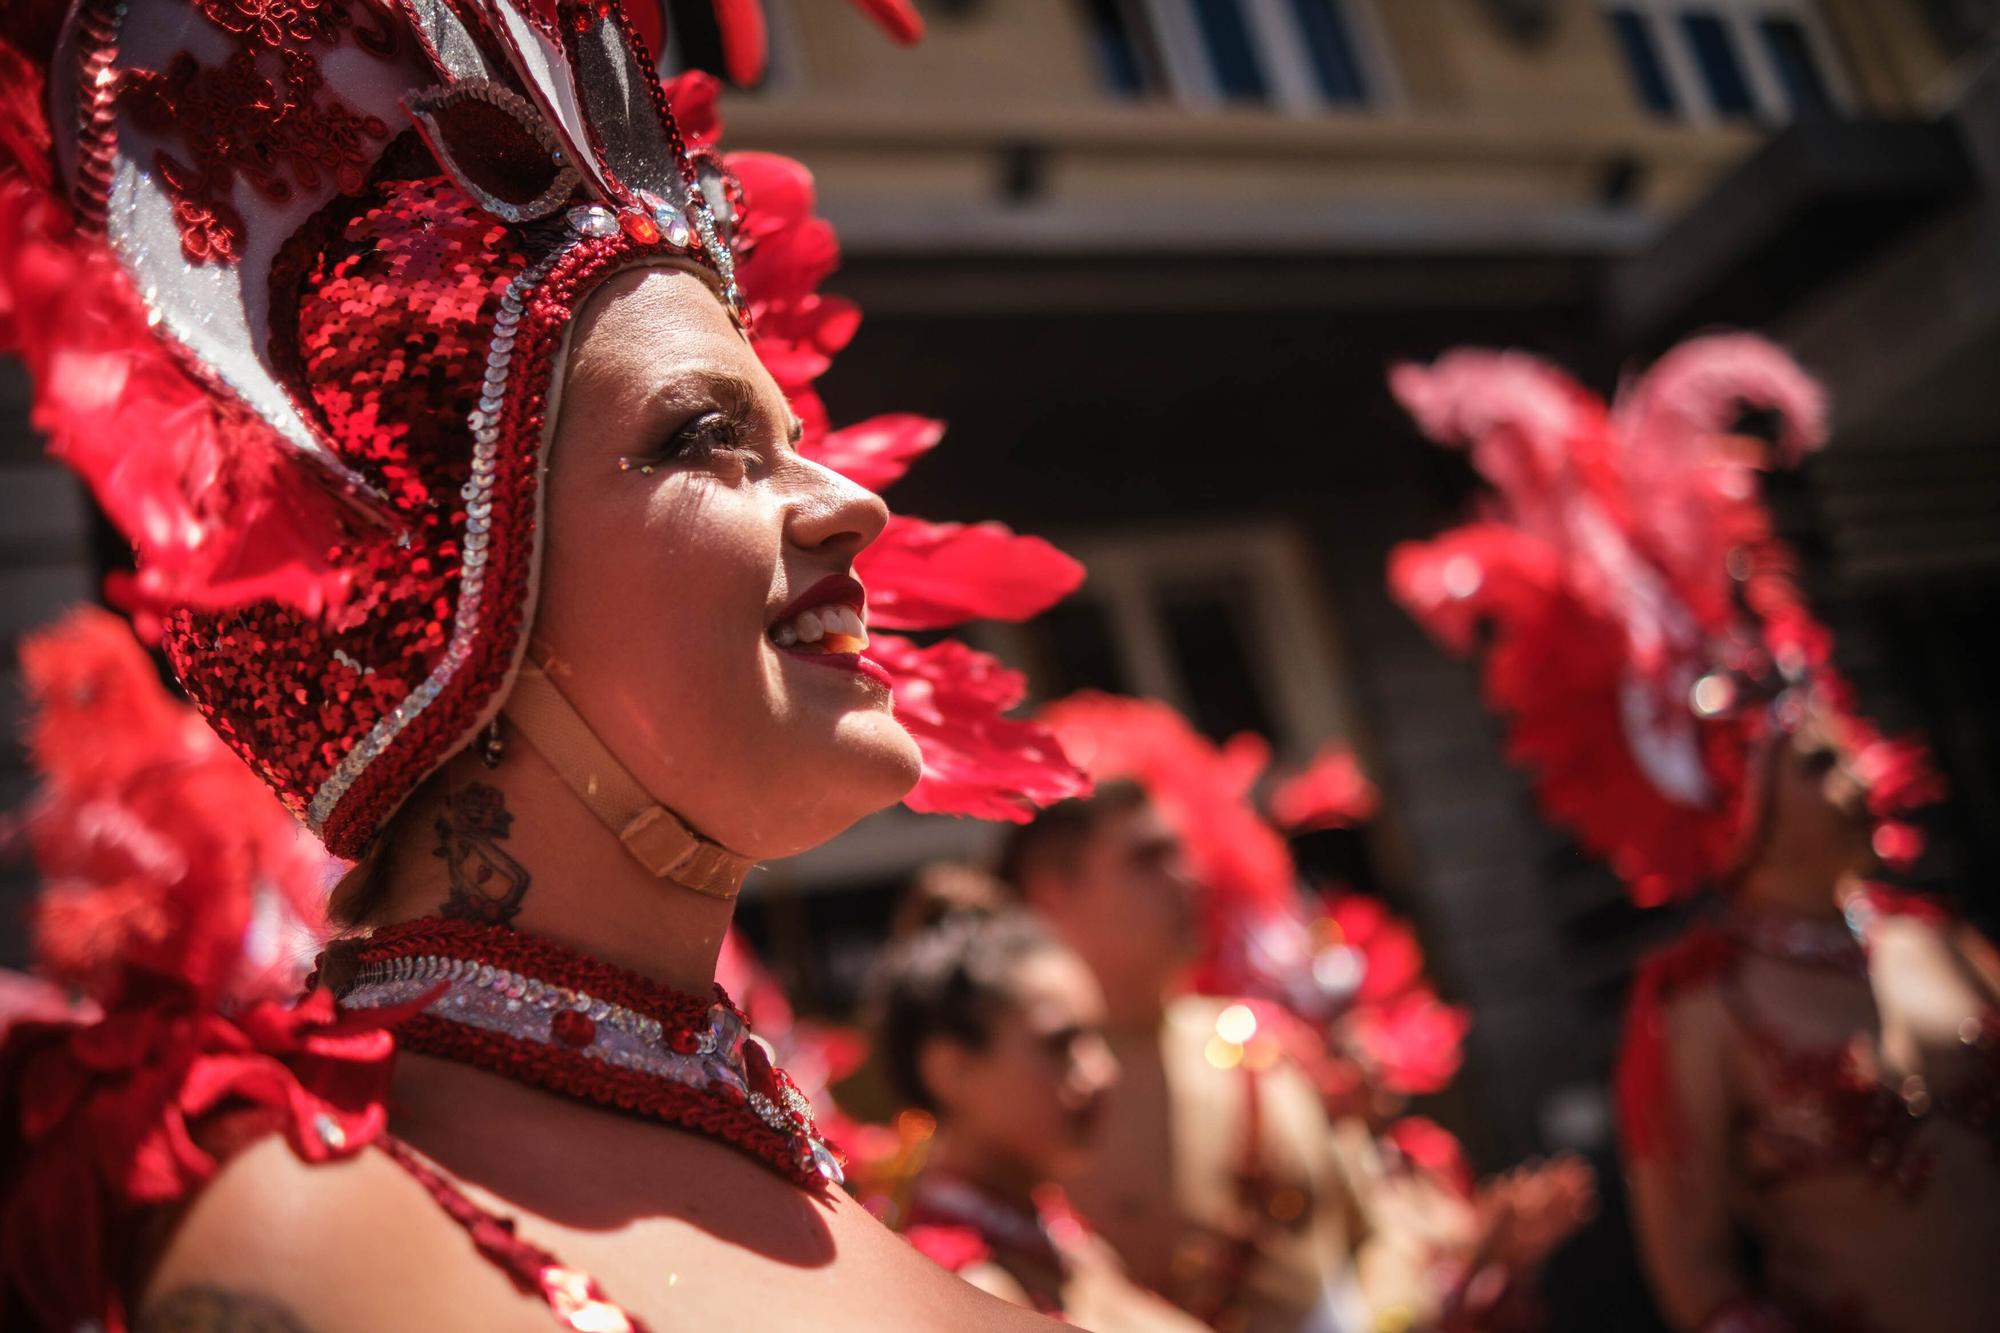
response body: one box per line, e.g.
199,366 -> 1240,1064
769,602 -> 869,650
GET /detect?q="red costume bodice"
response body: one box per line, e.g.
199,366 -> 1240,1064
1617,887 -> 2000,1330
1621,892 -> 2000,1194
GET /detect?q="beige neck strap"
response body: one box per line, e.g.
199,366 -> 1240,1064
502,661 -> 754,900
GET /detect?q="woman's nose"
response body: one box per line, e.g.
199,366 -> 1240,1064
787,456 -> 888,560
1075,1034 -> 1120,1097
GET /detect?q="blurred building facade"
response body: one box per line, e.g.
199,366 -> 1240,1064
1,1 -> 1997,1326
712,0 -> 1994,1094
697,2 -> 2000,1325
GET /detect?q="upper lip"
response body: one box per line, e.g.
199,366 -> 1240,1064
769,573 -> 867,630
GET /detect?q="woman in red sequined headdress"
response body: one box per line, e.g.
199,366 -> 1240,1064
1390,336 -> 2000,1331
0,0 -> 1093,1327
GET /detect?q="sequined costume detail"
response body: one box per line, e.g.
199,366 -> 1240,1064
334,917 -> 845,1187
119,0 -> 398,262
373,1136 -> 652,1333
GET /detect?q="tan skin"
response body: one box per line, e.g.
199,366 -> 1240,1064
1026,802 -> 1369,1333
1328,1022 -> 1595,1327
915,945 -> 1205,1331
139,266 -> 1058,1332
1332,1118 -> 1595,1328
1626,731 -> 2000,1332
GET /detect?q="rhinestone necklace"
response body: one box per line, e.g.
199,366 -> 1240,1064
1726,906 -> 1867,974
333,917 -> 843,1188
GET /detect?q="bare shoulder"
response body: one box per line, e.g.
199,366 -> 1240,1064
133,1285 -> 315,1332
1631,928 -> 1738,1041
815,1185 -> 1059,1329
957,1259 -> 1037,1308
1164,993 -> 1231,1031
140,1132 -> 542,1332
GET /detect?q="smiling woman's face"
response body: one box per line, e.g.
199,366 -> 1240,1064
532,265 -> 922,860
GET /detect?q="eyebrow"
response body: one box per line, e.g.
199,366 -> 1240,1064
632,366 -> 763,420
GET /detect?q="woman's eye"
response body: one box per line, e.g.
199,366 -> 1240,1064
620,402 -> 765,477
668,411 -> 742,460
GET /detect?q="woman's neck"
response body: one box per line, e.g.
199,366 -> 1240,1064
1733,856 -> 1870,922
368,746 -> 738,995
924,1128 -> 1044,1214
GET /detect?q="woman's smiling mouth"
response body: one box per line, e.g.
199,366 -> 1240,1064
767,574 -> 893,689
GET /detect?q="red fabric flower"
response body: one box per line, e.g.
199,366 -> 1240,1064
875,636 -> 1090,823
0,988 -> 407,1332
1324,893 -> 1424,1006
1269,742 -> 1379,832
859,518 -> 1084,630
1346,985 -> 1470,1096
1386,1115 -> 1476,1200
0,608 -> 412,1329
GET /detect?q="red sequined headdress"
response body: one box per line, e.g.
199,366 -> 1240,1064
1388,335 -> 1944,905
0,0 -> 1086,864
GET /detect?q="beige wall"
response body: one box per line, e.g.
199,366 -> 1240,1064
722,0 -> 1936,232
1818,0 -> 1955,112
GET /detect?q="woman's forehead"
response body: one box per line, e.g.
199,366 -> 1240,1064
1011,948 -> 1101,1017
573,267 -> 746,369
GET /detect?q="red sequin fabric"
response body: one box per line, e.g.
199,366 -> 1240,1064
164,164 -> 557,848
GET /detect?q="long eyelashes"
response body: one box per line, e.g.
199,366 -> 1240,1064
617,401 -> 758,476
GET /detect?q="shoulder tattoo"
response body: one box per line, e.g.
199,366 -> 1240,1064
136,1286 -> 316,1333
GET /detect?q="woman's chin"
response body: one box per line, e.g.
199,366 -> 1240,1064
835,709 -> 926,798
749,715 -> 922,859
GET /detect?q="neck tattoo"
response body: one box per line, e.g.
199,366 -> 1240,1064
434,781 -> 531,926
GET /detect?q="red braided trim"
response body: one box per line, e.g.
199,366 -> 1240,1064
391,1011 -> 814,1187
350,917 -> 726,1027
376,1136 -> 656,1333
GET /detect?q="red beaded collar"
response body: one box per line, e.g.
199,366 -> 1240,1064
332,918 -> 843,1189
